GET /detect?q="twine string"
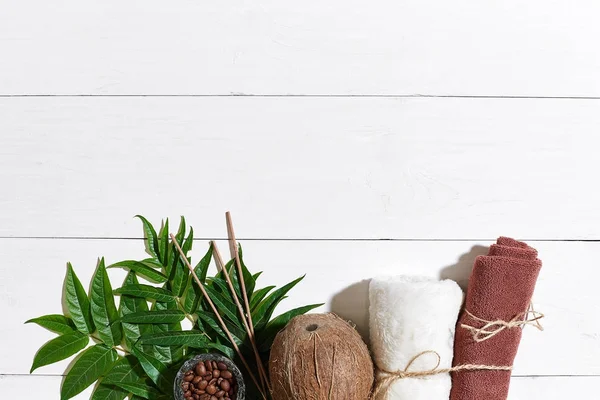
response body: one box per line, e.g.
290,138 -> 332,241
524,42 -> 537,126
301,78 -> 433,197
373,305 -> 545,397
372,351 -> 512,398
460,304 -> 544,343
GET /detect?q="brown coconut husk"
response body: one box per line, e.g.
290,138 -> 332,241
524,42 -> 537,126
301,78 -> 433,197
269,313 -> 374,400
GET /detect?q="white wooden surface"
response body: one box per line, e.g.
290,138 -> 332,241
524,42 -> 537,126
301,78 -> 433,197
2,375 -> 598,400
1,0 -> 600,96
1,0 -> 599,399
1,98 -> 599,240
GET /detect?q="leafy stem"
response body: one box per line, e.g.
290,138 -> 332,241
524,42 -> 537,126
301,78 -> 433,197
90,333 -> 130,355
175,297 -> 196,325
27,215 -> 322,400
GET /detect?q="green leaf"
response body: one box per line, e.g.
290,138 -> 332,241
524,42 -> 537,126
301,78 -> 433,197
237,245 -> 257,299
94,356 -> 144,400
108,261 -> 168,284
252,271 -> 263,281
121,310 -> 185,324
250,286 -> 276,311
135,215 -> 160,259
60,344 -> 118,400
252,275 -> 305,330
218,259 -> 241,300
91,258 -> 122,347
139,331 -> 208,347
182,277 -> 199,314
30,331 -> 89,372
182,244 -> 213,313
210,276 -> 233,297
91,384 -> 128,400
204,343 -> 235,359
175,216 -> 186,244
158,218 -> 169,266
197,243 -> 213,283
131,345 -> 173,394
258,303 -> 324,351
203,284 -> 242,327
64,263 -> 94,334
196,312 -> 245,348
26,314 -> 76,335
150,302 -> 183,364
140,258 -> 164,269
102,355 -> 144,384
168,226 -> 193,297
110,382 -> 162,399
119,273 -> 152,351
114,284 -> 175,302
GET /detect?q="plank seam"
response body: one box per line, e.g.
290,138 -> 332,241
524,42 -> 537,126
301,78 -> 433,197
1,94 -> 600,100
0,237 -> 599,242
3,373 -> 598,378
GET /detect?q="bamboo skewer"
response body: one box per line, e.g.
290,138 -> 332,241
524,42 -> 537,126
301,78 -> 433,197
225,212 -> 274,391
225,212 -> 255,336
170,234 -> 267,400
211,241 -> 271,393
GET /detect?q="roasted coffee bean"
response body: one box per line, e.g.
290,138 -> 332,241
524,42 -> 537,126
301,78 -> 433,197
196,363 -> 207,376
206,385 -> 217,395
221,370 -> 232,379
220,379 -> 230,391
182,359 -> 237,400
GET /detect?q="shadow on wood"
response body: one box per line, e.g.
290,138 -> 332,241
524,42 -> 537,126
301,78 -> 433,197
329,279 -> 371,343
439,245 -> 488,291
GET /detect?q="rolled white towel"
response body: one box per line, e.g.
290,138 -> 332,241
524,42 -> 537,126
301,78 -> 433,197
369,276 -> 463,400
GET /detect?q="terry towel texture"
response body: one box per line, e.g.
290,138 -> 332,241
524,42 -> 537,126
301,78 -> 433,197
370,276 -> 463,400
450,237 -> 542,400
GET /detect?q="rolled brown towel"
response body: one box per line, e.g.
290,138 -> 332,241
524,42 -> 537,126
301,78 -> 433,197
450,237 -> 542,400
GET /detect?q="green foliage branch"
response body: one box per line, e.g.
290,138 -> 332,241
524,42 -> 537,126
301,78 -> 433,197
27,216 -> 322,400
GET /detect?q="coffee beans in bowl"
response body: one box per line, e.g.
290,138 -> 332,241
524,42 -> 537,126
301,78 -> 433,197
174,354 -> 245,400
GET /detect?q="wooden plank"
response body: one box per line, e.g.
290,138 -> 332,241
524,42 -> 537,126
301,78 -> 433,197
0,97 -> 598,239
5,239 -> 598,376
1,1 -> 599,96
1,374 -> 596,400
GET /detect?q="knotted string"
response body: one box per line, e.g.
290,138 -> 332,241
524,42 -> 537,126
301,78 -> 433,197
460,303 -> 544,343
373,305 -> 545,397
372,350 -> 512,398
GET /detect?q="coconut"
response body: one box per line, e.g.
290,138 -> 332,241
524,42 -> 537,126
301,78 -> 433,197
269,313 -> 374,400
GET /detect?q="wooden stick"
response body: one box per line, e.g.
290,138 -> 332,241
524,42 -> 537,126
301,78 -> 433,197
212,240 -> 271,393
170,234 -> 267,400
225,213 -> 272,392
211,241 -> 226,271
225,212 -> 255,335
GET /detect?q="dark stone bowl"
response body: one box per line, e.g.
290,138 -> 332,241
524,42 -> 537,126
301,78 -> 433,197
174,353 -> 245,400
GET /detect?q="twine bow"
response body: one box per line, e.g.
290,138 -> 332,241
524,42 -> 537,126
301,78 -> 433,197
461,304 -> 544,343
372,351 -> 512,398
